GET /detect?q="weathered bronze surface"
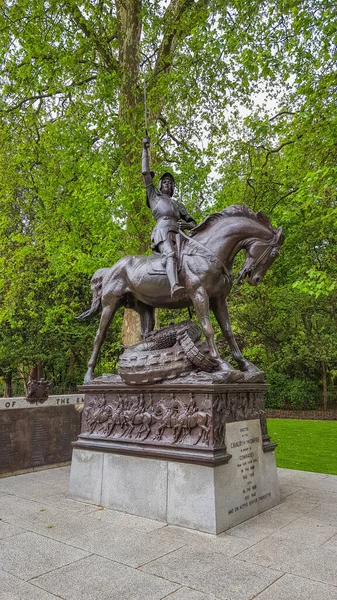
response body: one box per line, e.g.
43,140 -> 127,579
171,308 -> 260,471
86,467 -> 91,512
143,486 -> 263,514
0,406 -> 80,475
26,379 -> 52,403
78,139 -> 284,385
119,320 -> 219,385
74,382 -> 275,466
142,136 -> 197,300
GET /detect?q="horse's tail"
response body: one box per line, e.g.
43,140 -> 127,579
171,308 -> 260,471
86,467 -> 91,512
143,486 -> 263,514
76,268 -> 108,320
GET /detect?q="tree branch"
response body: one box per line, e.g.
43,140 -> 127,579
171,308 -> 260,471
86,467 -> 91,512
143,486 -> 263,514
63,0 -> 118,73
2,76 -> 97,113
154,0 -> 200,78
269,110 -> 296,122
261,135 -> 303,169
270,187 -> 299,212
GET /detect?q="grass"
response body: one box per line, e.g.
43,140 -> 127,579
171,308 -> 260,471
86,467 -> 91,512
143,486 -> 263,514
267,418 -> 337,476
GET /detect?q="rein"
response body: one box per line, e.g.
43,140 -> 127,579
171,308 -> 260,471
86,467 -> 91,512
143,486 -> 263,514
238,238 -> 279,282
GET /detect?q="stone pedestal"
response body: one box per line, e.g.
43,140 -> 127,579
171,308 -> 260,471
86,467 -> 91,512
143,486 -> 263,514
69,381 -> 280,533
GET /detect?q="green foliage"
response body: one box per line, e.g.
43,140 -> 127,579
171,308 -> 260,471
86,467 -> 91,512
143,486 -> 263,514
266,373 -> 320,410
0,0 -> 336,396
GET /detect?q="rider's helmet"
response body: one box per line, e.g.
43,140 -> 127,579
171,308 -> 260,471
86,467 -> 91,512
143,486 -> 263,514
158,172 -> 175,197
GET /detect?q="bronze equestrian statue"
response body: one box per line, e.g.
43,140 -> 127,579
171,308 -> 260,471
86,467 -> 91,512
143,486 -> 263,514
79,143 -> 284,384
142,135 -> 196,299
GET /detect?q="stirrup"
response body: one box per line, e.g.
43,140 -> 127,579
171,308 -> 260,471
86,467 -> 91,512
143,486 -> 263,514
171,284 -> 185,299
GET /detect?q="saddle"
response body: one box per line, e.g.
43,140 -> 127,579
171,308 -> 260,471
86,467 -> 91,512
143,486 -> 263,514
147,254 -> 167,276
146,234 -> 231,280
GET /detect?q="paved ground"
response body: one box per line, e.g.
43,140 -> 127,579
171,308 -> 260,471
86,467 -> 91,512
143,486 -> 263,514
0,466 -> 337,600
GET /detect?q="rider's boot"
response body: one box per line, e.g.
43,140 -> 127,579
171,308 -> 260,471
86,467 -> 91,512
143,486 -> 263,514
166,256 -> 185,299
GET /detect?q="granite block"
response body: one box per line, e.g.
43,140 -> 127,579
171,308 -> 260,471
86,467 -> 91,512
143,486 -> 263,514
69,449 -> 103,505
167,461 -> 217,533
101,453 -> 168,521
167,420 -> 279,533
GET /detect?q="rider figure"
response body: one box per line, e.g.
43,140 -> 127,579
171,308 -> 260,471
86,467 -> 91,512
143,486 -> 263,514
142,136 -> 197,299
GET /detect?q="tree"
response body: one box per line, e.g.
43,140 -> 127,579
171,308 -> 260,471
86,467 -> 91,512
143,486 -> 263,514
0,0 -> 336,397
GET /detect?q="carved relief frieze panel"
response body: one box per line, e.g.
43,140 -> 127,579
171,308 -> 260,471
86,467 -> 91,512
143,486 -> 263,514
81,390 -> 213,448
79,386 -> 270,454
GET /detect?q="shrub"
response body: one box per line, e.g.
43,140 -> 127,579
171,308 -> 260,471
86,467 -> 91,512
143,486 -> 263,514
265,371 -> 320,410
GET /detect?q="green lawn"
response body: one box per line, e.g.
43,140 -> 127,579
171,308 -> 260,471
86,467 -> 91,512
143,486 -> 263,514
267,418 -> 337,476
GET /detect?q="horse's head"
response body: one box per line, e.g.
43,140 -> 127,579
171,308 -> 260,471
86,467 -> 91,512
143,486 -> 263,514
238,225 -> 284,286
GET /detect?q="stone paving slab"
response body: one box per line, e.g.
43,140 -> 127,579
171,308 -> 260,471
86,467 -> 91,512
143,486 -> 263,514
237,535 -> 337,586
0,521 -> 25,540
167,588 -> 221,600
32,555 -> 180,600
28,491 -> 102,514
225,504 -> 302,543
148,524 -> 255,557
0,531 -> 89,581
307,503 -> 337,527
20,504 -> 108,543
268,516 -> 337,546
322,534 -> 337,551
0,494 -> 58,528
279,483 -> 302,499
1,466 -> 337,600
67,522 -> 186,567
0,569 -> 63,600
87,505 -> 167,532
255,573 -> 337,600
141,546 -> 282,600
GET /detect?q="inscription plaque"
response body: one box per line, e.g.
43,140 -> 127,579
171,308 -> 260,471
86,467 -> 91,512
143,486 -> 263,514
0,400 -> 82,476
219,419 -> 279,529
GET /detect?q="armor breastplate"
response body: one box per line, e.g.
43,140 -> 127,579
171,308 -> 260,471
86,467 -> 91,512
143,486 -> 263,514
152,196 -> 180,222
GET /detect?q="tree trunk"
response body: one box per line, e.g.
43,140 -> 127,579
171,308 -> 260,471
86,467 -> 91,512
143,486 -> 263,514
121,309 -> 142,347
29,361 -> 44,381
322,361 -> 327,411
4,371 -> 12,398
115,0 -> 146,342
19,364 -> 28,395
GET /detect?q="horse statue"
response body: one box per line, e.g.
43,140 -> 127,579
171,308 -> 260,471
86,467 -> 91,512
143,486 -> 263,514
79,204 -> 284,383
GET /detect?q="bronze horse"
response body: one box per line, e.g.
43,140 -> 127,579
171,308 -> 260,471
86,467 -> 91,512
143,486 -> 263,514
79,204 -> 284,383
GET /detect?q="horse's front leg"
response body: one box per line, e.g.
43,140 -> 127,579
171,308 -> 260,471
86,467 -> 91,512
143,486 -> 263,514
211,297 -> 263,378
189,287 -> 237,376
84,299 -> 120,384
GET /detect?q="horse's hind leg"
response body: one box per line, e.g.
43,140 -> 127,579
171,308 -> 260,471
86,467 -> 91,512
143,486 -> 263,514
84,299 -> 121,384
136,302 -> 155,338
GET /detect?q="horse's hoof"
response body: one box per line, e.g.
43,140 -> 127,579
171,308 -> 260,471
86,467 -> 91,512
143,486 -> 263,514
242,371 -> 265,383
228,370 -> 245,383
220,370 -> 243,383
212,369 -> 243,383
83,371 -> 94,385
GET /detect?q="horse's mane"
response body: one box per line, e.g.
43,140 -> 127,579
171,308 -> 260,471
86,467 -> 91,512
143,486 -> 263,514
190,203 -> 275,237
